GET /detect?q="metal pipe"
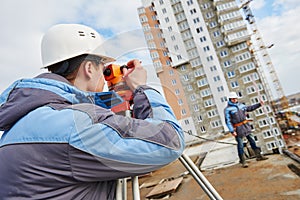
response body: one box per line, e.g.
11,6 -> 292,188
132,176 -> 140,200
179,154 -> 223,200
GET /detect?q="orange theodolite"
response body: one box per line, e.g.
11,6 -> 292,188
103,64 -> 133,115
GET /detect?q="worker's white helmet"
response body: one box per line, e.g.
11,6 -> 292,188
41,24 -> 115,68
228,92 -> 239,99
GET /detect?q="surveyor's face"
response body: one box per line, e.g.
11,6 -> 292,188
230,98 -> 238,103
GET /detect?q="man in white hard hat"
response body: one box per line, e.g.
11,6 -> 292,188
224,92 -> 267,168
0,24 -> 185,199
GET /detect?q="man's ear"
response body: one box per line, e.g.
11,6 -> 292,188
83,61 -> 94,79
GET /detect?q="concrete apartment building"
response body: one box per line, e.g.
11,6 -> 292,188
137,0 -> 285,153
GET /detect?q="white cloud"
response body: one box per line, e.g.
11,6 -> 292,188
0,0 -> 152,93
273,0 -> 300,11
249,0 -> 266,10
0,0 -> 298,97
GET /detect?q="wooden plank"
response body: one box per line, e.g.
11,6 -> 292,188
140,180 -> 161,189
145,177 -> 183,198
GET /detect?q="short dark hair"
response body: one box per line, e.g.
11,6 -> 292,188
48,54 -> 103,77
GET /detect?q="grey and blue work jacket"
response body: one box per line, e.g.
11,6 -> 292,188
224,100 -> 261,137
0,73 -> 185,199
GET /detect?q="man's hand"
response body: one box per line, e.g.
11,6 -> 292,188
122,59 -> 147,91
231,131 -> 237,137
260,99 -> 264,106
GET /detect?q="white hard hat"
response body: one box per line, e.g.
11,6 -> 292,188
41,24 -> 115,68
228,92 -> 239,99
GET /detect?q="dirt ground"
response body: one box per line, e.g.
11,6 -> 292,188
127,154 -> 300,200
286,132 -> 300,157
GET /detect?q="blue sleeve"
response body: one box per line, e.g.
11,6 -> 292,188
68,86 -> 185,179
246,103 -> 261,112
224,107 -> 234,133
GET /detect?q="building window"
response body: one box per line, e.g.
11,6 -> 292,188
193,17 -> 200,23
210,65 -> 217,71
239,62 -> 255,73
178,99 -> 183,105
227,71 -> 235,78
181,109 -> 187,115
200,126 -> 206,133
200,36 -> 207,42
221,96 -> 227,102
220,50 -> 228,57
194,68 -> 204,77
217,86 -> 224,92
207,109 -> 218,118
223,60 -> 231,67
175,89 -> 180,95
197,115 -> 203,122
187,0 -> 193,6
186,85 -> 193,91
190,94 -> 196,101
258,117 -> 276,128
171,79 -> 177,85
209,21 -> 217,28
213,75 -> 221,82
193,104 -> 199,111
204,99 -> 214,107
203,46 -> 210,52
231,81 -> 239,88
201,88 -> 211,97
235,52 -> 251,63
263,128 -> 280,139
196,27 -> 203,33
211,120 -> 222,128
183,74 -> 189,81
190,8 -> 197,14
197,78 -> 208,87
216,40 -> 225,47
213,30 -> 221,37
266,140 -> 284,150
207,55 -> 213,61
206,12 -> 214,19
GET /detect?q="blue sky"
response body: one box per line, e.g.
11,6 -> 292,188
0,0 -> 299,96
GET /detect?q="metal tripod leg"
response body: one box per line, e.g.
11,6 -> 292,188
179,153 -> 223,200
116,178 -> 127,200
132,176 -> 140,200
116,176 -> 140,200
116,109 -> 140,200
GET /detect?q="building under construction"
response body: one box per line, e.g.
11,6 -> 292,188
137,0 -> 286,154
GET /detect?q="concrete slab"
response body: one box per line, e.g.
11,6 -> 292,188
184,136 -> 239,170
